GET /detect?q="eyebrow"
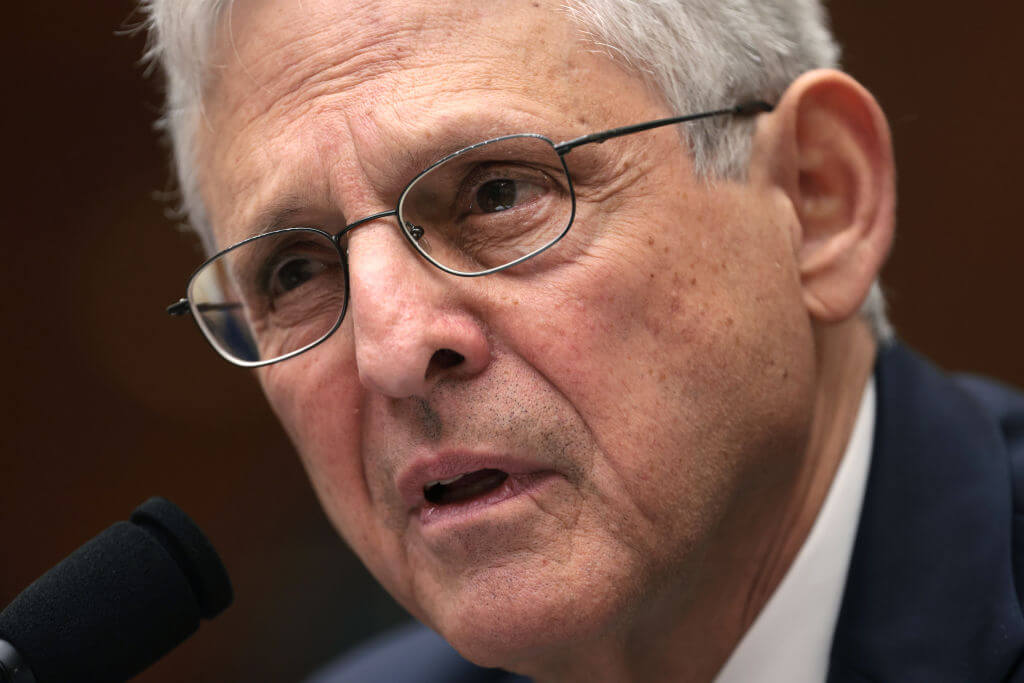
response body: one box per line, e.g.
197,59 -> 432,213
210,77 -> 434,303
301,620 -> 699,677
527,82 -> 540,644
231,197 -> 339,246
230,112 -> 582,244
252,203 -> 312,236
232,140 -> 483,242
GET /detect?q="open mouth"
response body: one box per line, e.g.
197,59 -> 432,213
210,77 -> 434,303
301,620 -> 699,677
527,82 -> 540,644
424,468 -> 510,505
413,466 -> 555,525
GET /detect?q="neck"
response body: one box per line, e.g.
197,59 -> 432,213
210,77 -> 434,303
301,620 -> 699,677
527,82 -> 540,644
727,319 -> 878,631
525,318 -> 878,683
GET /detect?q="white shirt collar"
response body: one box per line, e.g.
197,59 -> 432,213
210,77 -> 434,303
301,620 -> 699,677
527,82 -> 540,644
714,378 -> 876,683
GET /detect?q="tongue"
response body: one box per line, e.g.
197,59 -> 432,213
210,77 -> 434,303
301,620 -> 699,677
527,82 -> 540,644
426,469 -> 509,505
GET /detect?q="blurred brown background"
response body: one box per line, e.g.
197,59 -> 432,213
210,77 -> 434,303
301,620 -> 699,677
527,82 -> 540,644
2,2 -> 1022,681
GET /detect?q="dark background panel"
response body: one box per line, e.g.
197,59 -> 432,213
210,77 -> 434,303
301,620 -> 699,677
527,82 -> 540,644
2,2 -> 1021,681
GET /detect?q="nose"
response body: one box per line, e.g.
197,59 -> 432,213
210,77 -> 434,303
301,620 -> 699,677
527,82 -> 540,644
346,223 -> 491,399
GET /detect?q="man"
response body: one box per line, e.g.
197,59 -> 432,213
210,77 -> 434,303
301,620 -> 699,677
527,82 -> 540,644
142,0 -> 1024,680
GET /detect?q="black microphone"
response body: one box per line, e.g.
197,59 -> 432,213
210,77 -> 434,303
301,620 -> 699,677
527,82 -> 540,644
0,497 -> 232,682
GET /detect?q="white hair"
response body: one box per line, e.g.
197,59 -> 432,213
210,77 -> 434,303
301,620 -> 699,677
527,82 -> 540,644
138,0 -> 228,256
138,0 -> 892,341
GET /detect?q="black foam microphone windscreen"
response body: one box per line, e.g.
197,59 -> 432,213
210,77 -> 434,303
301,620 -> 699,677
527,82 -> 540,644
0,497 -> 232,682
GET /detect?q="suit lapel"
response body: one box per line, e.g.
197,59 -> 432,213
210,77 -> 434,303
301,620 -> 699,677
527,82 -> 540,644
829,344 -> 1024,681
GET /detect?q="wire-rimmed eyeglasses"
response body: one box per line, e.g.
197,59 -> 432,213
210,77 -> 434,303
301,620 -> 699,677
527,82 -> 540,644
166,101 -> 773,367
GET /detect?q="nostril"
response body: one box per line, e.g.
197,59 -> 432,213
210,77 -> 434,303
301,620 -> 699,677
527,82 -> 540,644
430,348 -> 465,371
425,348 -> 465,384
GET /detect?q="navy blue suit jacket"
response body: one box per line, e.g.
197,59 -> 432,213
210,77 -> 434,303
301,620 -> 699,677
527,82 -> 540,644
310,345 -> 1024,682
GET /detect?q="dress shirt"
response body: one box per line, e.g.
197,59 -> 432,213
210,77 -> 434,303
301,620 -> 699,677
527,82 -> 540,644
715,379 -> 876,683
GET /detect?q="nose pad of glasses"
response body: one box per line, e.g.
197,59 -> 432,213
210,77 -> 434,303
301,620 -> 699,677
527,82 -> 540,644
405,222 -> 425,241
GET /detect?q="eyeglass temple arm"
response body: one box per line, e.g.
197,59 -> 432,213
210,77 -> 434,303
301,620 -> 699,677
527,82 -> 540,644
167,299 -> 190,316
554,100 -> 774,155
167,299 -> 243,317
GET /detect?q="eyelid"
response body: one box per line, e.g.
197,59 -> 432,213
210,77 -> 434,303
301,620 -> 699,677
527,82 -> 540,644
253,238 -> 334,295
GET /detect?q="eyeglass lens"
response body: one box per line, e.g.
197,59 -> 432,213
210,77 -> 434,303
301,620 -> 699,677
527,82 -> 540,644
189,135 -> 574,365
188,229 -> 347,365
399,135 -> 573,274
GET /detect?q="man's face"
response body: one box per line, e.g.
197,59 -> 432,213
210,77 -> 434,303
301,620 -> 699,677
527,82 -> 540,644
200,0 -> 816,668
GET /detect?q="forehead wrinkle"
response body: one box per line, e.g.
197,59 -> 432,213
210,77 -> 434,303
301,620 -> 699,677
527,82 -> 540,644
203,3 -> 561,239
206,23 -> 412,150
201,0 -> 636,250
202,118 -> 341,245
207,0 -> 503,138
222,32 -> 418,140
207,0 -> 585,149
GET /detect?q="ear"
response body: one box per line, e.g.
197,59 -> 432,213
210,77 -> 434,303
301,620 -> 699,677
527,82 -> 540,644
753,69 -> 896,324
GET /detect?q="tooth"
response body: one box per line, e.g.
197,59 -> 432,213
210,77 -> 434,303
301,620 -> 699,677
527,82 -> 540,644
426,474 -> 465,489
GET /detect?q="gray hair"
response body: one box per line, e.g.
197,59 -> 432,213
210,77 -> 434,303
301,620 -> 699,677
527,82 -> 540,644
139,0 -> 892,341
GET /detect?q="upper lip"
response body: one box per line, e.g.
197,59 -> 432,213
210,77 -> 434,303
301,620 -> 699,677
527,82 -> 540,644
397,451 -> 548,512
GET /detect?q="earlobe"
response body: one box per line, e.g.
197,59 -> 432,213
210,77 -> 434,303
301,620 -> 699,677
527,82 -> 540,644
758,69 -> 896,324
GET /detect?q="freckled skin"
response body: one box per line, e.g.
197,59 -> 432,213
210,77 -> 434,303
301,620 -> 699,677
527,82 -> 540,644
199,0 -> 830,680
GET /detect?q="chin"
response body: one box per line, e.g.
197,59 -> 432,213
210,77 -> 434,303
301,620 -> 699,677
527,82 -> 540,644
417,552 -> 647,672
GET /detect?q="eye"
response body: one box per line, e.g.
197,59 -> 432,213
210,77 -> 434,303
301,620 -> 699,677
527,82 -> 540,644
475,179 -> 517,212
469,175 -> 546,214
268,256 -> 328,296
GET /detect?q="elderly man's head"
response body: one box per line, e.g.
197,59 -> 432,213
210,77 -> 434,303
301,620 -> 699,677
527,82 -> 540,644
145,0 -> 895,678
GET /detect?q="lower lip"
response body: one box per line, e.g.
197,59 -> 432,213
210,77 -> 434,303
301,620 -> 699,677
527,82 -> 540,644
416,471 -> 557,527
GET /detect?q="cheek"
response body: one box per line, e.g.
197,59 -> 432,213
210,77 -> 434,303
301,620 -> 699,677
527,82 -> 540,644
258,338 -> 368,532
495,186 -> 812,524
259,343 -> 426,609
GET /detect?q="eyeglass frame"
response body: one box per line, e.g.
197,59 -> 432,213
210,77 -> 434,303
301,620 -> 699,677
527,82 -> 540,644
166,100 -> 774,368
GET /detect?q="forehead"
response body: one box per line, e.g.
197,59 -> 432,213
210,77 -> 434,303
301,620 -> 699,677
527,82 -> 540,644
207,0 -> 572,116
197,0 -> 663,245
